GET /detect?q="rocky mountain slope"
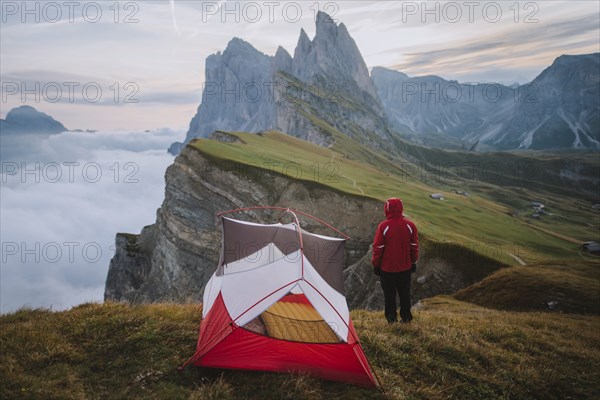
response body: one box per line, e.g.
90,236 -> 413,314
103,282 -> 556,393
496,53 -> 600,150
169,11 -> 398,154
106,139 -> 383,303
171,9 -> 598,152
371,67 -> 514,149
0,105 -> 67,135
373,53 -> 600,150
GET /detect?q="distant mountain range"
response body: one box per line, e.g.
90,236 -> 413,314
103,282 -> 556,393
3,13 -> 597,153
373,53 -> 600,150
495,53 -> 599,150
0,105 -> 67,135
171,11 -> 599,153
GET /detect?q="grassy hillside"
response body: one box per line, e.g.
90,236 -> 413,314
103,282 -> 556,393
2,300 -> 599,400
455,260 -> 600,314
191,131 -> 600,265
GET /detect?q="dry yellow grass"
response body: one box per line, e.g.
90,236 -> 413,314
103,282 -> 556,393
1,298 -> 599,399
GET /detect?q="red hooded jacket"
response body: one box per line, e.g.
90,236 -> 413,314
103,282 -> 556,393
371,198 -> 419,272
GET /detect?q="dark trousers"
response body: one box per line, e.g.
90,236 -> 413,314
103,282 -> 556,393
380,270 -> 412,322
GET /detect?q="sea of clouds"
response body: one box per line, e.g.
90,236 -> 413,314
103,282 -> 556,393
1,128 -> 183,313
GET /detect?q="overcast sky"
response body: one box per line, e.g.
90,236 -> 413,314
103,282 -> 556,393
1,0 -> 599,131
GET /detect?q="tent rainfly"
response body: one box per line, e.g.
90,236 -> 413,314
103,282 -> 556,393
180,207 -> 379,388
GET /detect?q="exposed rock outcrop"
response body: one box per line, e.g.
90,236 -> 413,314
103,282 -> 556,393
104,227 -> 157,301
345,243 -> 507,310
291,12 -> 379,101
170,11 -> 396,154
180,38 -> 277,143
105,144 -> 382,303
107,142 -> 508,307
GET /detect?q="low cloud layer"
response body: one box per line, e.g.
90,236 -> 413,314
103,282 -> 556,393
1,129 -> 183,313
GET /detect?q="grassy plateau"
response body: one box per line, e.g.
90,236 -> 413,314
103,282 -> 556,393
192,131 -> 600,265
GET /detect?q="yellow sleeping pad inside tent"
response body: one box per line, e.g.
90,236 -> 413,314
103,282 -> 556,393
259,301 -> 341,344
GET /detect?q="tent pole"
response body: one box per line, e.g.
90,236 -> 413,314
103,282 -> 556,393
217,206 -> 350,240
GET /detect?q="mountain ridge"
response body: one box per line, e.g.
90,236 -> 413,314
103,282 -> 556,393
169,12 -> 400,154
171,8 -> 599,152
373,52 -> 600,150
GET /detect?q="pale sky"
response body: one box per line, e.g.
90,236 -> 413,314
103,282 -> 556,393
1,0 -> 599,131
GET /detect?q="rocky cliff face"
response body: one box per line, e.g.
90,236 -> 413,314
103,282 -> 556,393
290,12 -> 379,101
176,38 -> 276,145
345,243 -> 505,310
170,11 -> 395,155
106,141 -> 383,303
107,138 -> 507,307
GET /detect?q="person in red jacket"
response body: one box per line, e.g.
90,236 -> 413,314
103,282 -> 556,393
371,198 -> 419,323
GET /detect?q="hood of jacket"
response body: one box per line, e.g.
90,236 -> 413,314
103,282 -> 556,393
384,198 -> 404,218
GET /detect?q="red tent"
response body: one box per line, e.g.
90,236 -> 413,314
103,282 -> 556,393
181,207 -> 379,388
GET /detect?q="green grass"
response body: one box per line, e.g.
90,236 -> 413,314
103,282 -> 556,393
190,131 -> 600,265
2,300 -> 599,400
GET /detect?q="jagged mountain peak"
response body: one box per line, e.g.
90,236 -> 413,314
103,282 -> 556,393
315,10 -> 337,38
291,12 -> 378,99
205,37 -> 271,73
294,28 -> 312,60
173,10 -> 389,154
223,37 -> 269,59
273,45 -> 293,73
275,45 -> 291,58
226,37 -> 252,50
